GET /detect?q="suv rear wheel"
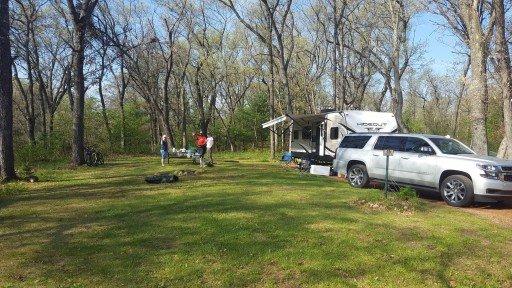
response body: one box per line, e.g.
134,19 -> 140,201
440,175 -> 474,207
347,164 -> 370,188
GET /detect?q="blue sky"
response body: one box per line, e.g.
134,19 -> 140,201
413,12 -> 465,74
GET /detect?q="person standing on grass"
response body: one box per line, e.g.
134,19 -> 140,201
160,135 -> 170,166
205,135 -> 214,165
195,132 -> 207,167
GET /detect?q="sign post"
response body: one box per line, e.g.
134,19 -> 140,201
383,149 -> 394,197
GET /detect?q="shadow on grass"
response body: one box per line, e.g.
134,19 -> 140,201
0,158 -> 505,287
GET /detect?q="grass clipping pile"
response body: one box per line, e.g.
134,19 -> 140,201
352,187 -> 423,214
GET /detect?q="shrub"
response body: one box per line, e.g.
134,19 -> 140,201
396,186 -> 418,201
352,187 -> 423,213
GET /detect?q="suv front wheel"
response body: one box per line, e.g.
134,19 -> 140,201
347,164 -> 370,188
440,175 -> 474,207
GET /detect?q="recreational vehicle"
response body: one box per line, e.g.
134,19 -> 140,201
262,110 -> 398,163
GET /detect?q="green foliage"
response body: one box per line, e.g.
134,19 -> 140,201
211,93 -> 269,151
109,102 -> 154,154
15,131 -> 69,165
396,186 -> 418,201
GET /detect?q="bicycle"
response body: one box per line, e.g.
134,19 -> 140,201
84,147 -> 104,166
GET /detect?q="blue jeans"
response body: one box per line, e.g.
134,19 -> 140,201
160,150 -> 169,159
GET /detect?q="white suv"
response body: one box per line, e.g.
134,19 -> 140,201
332,133 -> 512,207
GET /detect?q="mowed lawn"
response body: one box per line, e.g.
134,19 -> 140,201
1,153 -> 512,287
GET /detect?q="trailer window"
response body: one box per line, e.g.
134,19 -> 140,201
330,127 -> 339,140
302,127 -> 312,140
339,136 -> 371,149
374,136 -> 405,151
293,130 -> 299,140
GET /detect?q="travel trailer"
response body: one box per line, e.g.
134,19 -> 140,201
262,110 -> 398,163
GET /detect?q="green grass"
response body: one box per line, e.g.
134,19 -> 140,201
1,153 -> 512,287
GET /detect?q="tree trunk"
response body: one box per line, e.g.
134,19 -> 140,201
160,115 -> 175,148
0,0 -> 16,180
390,0 -> 408,133
71,28 -> 86,165
494,0 -> 512,159
119,101 -> 126,151
467,40 -> 489,155
150,111 -> 158,152
459,1 -> 489,155
38,87 -> 48,145
453,58 -> 470,137
27,118 -> 36,144
332,0 -> 339,110
49,113 -> 55,134
180,87 -> 187,149
267,18 -> 276,159
98,51 -> 113,148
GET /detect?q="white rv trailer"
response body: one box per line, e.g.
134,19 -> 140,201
262,110 -> 398,163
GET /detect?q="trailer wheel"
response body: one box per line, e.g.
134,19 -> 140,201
347,164 -> 369,188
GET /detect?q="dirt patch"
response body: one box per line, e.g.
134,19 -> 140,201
418,190 -> 512,227
461,201 -> 512,227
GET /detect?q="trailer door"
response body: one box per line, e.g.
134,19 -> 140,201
318,122 -> 325,156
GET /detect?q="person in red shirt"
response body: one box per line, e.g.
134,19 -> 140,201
195,132 -> 207,167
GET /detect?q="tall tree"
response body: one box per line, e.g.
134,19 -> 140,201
493,0 -> 512,158
0,0 -> 16,180
11,0 -> 41,144
218,0 -> 295,114
432,0 -> 494,155
66,0 -> 99,165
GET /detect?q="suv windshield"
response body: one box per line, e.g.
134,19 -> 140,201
429,138 -> 474,155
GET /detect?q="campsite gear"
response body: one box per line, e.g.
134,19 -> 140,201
84,147 -> 104,166
145,173 -> 179,184
281,152 -> 293,163
298,157 -> 313,172
262,110 -> 398,164
310,165 -> 331,176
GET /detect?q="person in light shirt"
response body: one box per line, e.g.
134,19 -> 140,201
205,135 -> 214,166
160,135 -> 170,167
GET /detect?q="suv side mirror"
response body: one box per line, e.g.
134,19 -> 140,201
420,146 -> 435,155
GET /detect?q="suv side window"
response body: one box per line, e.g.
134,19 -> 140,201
374,136 -> 405,151
339,135 -> 372,149
405,137 -> 432,154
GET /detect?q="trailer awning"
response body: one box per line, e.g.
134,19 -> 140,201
262,115 -> 287,128
262,113 -> 328,129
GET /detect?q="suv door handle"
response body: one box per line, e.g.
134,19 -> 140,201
401,156 -> 410,160
373,154 -> 379,157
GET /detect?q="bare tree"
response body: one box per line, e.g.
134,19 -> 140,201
218,0 -> 295,114
493,0 -> 512,158
33,7 -> 72,139
64,0 -> 100,165
11,0 -> 42,144
0,0 -> 16,180
431,0 -> 495,155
